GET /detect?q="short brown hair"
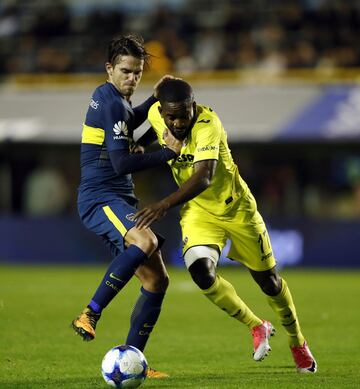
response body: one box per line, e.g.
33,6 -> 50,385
107,34 -> 150,66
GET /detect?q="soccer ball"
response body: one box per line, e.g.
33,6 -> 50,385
101,345 -> 148,388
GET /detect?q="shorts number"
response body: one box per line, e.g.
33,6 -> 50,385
257,230 -> 270,254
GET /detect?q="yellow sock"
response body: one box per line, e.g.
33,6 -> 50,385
203,275 -> 262,329
267,278 -> 305,347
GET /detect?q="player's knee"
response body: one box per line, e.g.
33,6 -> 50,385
260,274 -> 282,296
146,233 -> 159,254
188,258 -> 216,290
130,229 -> 158,256
191,272 -> 216,290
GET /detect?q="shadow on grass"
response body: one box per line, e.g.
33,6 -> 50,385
0,376 -> 103,388
144,369 -> 299,389
245,365 -> 295,371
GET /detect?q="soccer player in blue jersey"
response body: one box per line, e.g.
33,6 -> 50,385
71,34 -> 183,378
134,79 -> 317,373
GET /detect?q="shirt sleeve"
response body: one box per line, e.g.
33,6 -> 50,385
102,98 -> 130,152
132,95 -> 157,129
84,89 -> 104,129
193,120 -> 221,163
109,147 -> 177,176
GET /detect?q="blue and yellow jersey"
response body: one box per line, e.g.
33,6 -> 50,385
78,82 -> 138,203
148,103 -> 250,217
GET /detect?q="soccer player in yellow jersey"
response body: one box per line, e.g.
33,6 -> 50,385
135,79 -> 317,373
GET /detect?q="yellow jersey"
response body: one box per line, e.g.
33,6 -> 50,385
148,102 -> 249,218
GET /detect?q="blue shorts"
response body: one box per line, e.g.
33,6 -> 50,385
78,195 -> 165,258
78,196 -> 138,258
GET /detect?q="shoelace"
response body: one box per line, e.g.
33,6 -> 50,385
86,311 -> 100,328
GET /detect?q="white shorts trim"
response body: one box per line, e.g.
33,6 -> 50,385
183,245 -> 220,269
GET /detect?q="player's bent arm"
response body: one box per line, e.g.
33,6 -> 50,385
109,147 -> 178,176
162,159 -> 217,208
134,159 -> 217,228
132,96 -> 157,129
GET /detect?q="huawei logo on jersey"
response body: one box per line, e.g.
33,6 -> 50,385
113,121 -> 127,135
113,121 -> 128,140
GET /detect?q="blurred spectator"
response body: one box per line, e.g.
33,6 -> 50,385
23,158 -> 70,216
1,0 -> 359,74
0,5 -> 19,37
35,46 -> 73,73
145,40 -> 172,73
257,48 -> 287,75
173,40 -> 197,74
193,28 -> 225,70
31,1 -> 71,40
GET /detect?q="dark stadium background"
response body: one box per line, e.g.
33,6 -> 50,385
0,0 -> 359,268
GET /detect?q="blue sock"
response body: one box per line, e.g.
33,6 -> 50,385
125,287 -> 165,351
88,245 -> 148,313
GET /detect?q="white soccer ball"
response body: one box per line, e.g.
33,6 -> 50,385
101,345 -> 148,388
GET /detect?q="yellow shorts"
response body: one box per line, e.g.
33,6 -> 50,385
180,192 -> 276,272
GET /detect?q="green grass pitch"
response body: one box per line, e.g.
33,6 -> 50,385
0,265 -> 359,388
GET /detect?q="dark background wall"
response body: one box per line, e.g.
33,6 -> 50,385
1,141 -> 359,267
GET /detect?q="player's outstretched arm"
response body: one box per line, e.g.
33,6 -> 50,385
135,159 -> 217,228
109,131 -> 182,176
109,147 -> 177,176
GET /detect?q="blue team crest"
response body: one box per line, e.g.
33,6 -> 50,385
126,213 -> 136,221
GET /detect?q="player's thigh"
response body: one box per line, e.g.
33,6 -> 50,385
82,198 -> 138,254
134,250 -> 169,292
181,211 -> 227,257
226,210 -> 276,271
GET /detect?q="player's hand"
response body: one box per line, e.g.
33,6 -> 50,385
135,200 -> 170,229
163,128 -> 182,155
130,143 -> 145,154
153,75 -> 182,99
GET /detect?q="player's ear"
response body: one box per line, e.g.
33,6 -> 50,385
105,62 -> 113,77
158,105 -> 163,117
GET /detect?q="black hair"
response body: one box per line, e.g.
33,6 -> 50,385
107,33 -> 150,66
157,79 -> 194,104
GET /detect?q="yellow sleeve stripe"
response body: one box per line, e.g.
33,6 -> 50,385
82,124 -> 105,145
102,205 -> 127,236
